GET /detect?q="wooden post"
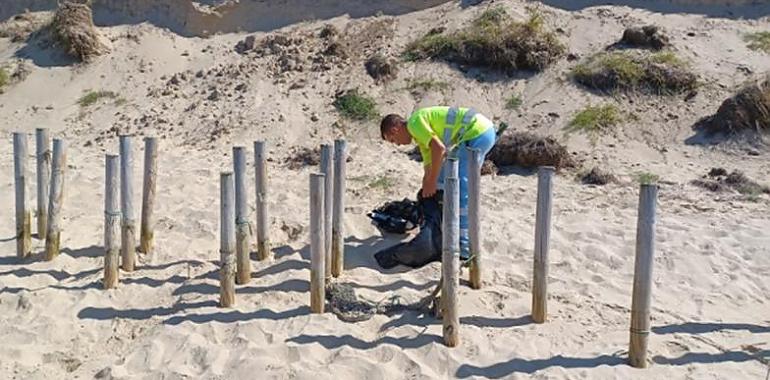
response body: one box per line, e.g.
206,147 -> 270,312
120,135 -> 136,271
233,146 -> 252,285
467,147 -> 482,290
254,141 -> 270,261
310,173 -> 325,313
35,128 -> 51,240
13,132 -> 32,258
331,139 -> 346,278
319,144 -> 334,281
104,155 -> 121,289
532,166 -> 554,323
220,172 -> 236,307
45,138 -> 66,261
139,137 -> 157,255
629,183 -> 659,368
444,147 -> 459,182
442,162 -> 460,347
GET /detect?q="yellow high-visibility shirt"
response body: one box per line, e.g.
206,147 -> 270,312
407,106 -> 493,166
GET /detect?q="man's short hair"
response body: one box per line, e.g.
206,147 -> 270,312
380,114 -> 405,139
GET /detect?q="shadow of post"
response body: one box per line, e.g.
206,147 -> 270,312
653,322 -> 770,334
286,333 -> 441,350
456,354 -> 626,378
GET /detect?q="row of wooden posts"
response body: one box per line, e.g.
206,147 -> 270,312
13,130 -> 69,261
217,140 -> 349,309
12,131 -> 658,368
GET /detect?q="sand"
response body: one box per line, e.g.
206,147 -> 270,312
1,1 -> 769,379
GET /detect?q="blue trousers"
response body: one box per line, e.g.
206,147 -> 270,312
438,127 -> 497,258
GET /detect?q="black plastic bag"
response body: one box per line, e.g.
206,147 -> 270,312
374,192 -> 443,269
367,198 -> 422,234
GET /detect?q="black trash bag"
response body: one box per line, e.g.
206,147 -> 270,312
374,191 -> 443,269
367,198 -> 422,234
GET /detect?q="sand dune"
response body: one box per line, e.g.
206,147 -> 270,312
1,0 -> 769,379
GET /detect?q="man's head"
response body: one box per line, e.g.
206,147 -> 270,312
380,114 -> 411,145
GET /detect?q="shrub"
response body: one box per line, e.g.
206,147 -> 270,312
487,131 -> 573,170
572,51 -> 696,94
52,1 -> 107,62
404,7 -> 564,72
333,90 -> 379,121
697,79 -> 770,135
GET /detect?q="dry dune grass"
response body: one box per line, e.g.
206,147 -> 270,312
52,1 -> 107,62
487,131 -> 573,170
699,79 -> 770,135
572,50 -> 697,94
404,7 -> 565,72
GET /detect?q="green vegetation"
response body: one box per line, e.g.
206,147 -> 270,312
404,7 -> 564,71
565,104 -> 622,143
405,79 -> 450,93
572,51 -> 695,94
78,90 -> 118,107
0,68 -> 7,91
349,175 -> 395,190
744,31 -> 770,53
636,172 -> 660,185
368,176 -> 395,190
505,94 -> 522,110
333,89 -> 379,121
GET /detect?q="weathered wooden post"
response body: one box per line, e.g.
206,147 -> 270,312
119,135 -> 136,271
233,146 -> 252,285
310,173 -> 325,313
139,137 -> 157,255
254,141 -> 270,261
35,128 -> 51,240
331,139 -> 347,278
104,155 -> 121,289
467,147 -> 482,290
442,158 -> 460,347
45,138 -> 66,261
220,172 -> 236,307
319,144 -> 334,281
13,132 -> 32,258
532,166 -> 554,323
629,183 -> 658,368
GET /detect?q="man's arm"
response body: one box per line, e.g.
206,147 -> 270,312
422,136 -> 446,197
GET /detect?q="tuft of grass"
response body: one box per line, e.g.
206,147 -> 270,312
565,104 -> 622,143
636,172 -> 660,185
744,31 -> 770,53
403,7 -> 564,72
405,79 -> 450,93
368,176 -> 395,190
572,50 -> 695,94
476,6 -> 509,28
0,68 -> 7,91
649,51 -> 685,66
350,175 -> 395,190
333,89 -> 379,121
506,94 -> 522,110
78,90 -> 117,107
573,53 -> 644,88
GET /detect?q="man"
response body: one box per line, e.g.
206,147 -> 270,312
380,106 -> 497,260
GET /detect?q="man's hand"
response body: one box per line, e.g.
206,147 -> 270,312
421,177 -> 437,197
421,136 -> 445,198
